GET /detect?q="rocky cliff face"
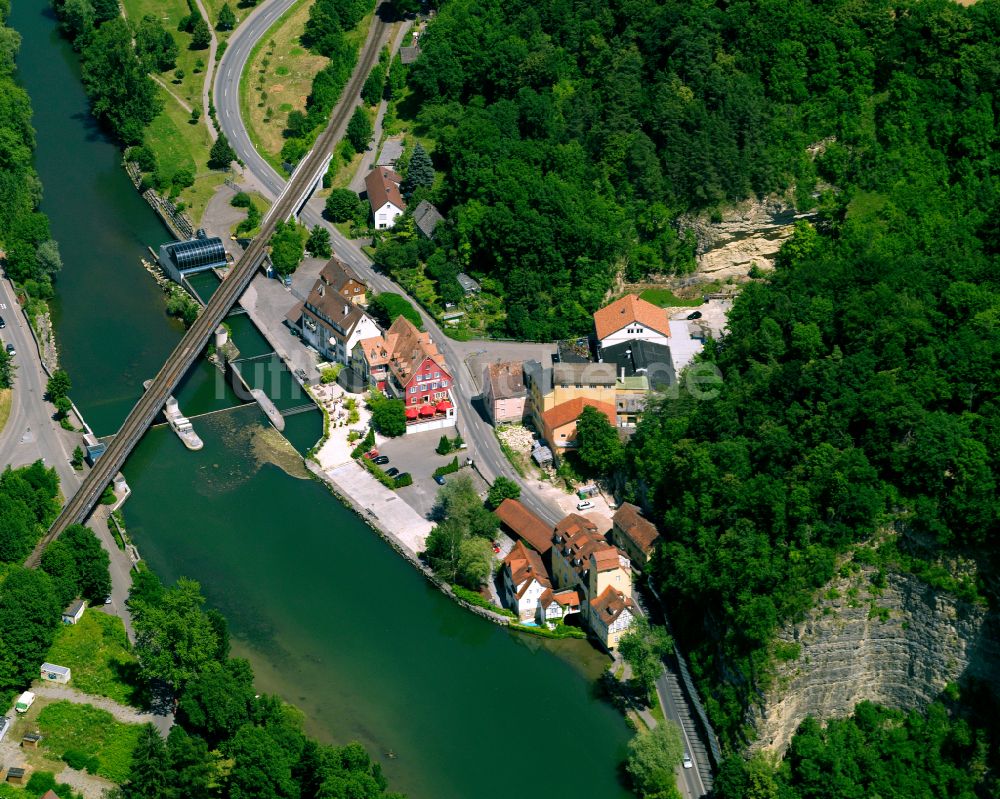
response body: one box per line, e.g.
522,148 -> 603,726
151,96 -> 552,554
747,566 -> 1000,755
678,196 -> 816,282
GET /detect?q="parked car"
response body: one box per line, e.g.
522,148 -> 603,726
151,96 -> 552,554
385,467 -> 400,478
576,500 -> 594,511
104,595 -> 113,605
434,474 -> 446,485
0,316 -> 5,329
0,716 -> 10,742
15,691 -> 35,713
683,753 -> 693,769
5,343 -> 14,356
364,449 -> 379,459
686,310 -> 702,320
373,455 -> 389,465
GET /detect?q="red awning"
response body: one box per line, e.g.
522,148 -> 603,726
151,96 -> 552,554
436,401 -> 452,412
405,407 -> 419,419
419,404 -> 435,416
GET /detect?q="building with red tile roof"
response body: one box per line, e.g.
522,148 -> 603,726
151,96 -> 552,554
612,503 -> 661,569
502,541 -> 552,622
494,498 -> 552,554
540,398 -> 617,460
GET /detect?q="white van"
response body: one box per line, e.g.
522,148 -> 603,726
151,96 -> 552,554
15,690 -> 35,713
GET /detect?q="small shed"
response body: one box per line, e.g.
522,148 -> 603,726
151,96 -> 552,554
456,272 -> 480,295
40,663 -> 71,684
22,732 -> 42,749
62,599 -> 86,625
413,200 -> 444,239
399,45 -> 421,64
6,767 -> 26,785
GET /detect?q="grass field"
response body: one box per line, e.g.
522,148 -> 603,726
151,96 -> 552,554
242,0 -> 327,168
0,388 -> 11,435
144,86 -> 227,224
121,0 -> 209,110
45,611 -> 142,707
639,288 -> 704,308
37,701 -> 143,784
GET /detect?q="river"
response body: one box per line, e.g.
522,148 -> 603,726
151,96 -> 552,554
10,2 -> 634,797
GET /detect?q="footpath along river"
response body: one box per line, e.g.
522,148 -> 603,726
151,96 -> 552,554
10,1 -> 634,797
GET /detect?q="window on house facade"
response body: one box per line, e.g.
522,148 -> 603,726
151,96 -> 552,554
434,371 -> 440,378
410,386 -> 416,394
442,379 -> 448,387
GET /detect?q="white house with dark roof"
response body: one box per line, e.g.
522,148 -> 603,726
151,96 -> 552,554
365,166 -> 406,229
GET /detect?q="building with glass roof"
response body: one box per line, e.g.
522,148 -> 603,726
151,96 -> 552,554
158,231 -> 228,283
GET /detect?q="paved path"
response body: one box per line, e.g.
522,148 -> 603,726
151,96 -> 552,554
0,278 -> 79,491
0,278 -> 138,647
320,461 -> 432,554
348,20 -> 411,193
193,0 -> 220,142
151,74 -> 194,114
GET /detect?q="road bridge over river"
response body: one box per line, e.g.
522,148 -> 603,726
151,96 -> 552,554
25,7 -> 391,566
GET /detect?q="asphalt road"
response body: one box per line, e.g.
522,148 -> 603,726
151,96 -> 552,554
215,1 -> 564,526
215,8 -> 714,795
0,279 -> 136,638
0,277 -> 77,490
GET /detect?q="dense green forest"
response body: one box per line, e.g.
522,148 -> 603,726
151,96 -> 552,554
604,0 -> 1000,755
0,0 -> 62,317
111,571 -> 403,799
383,0 -> 902,337
0,460 -> 110,703
717,701 -> 995,799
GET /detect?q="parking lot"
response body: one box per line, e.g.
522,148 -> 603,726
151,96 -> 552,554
375,429 -> 489,519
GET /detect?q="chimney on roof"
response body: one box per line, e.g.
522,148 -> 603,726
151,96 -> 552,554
344,304 -> 349,316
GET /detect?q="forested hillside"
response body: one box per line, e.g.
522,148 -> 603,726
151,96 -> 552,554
393,0 -> 903,338
0,0 -> 63,319
612,0 -> 1000,760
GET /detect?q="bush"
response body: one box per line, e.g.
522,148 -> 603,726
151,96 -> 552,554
231,191 -> 252,208
368,292 -> 422,329
63,748 -> 101,774
320,364 -> 342,384
394,472 -> 413,488
433,457 -> 460,479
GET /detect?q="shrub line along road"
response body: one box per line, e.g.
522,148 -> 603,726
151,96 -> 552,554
27,1 -> 390,564
217,7 -> 712,797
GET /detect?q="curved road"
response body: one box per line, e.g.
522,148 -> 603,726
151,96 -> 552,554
215,1 -> 565,526
32,6 -> 391,560
218,5 -> 712,798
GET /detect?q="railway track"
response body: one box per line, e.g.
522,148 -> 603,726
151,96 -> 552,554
25,11 -> 390,567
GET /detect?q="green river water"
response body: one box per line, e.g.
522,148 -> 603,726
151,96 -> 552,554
11,2 -> 634,796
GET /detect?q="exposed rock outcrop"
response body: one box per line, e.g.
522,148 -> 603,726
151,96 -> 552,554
748,566 -> 1000,755
678,196 -> 816,282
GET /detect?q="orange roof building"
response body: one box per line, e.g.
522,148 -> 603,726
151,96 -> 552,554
541,397 -> 617,456
494,498 -> 552,554
612,503 -> 661,568
502,541 -> 552,622
593,294 -> 672,346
